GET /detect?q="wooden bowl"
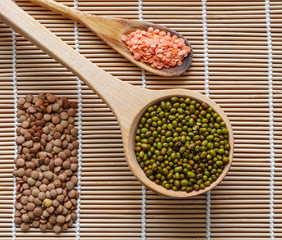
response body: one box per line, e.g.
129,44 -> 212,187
125,90 -> 233,198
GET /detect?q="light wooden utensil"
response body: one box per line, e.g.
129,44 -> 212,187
0,0 -> 233,198
28,0 -> 193,77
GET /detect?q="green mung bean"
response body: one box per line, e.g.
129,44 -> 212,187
134,97 -> 230,192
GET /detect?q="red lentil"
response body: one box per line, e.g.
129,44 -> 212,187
122,27 -> 190,69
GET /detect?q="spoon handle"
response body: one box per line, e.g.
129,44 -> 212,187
0,0 -> 148,129
29,0 -> 87,23
28,0 -> 192,78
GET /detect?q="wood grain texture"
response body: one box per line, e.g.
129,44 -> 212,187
0,0 -> 281,239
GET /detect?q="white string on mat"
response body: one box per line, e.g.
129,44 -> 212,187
12,27 -> 18,240
73,0 -> 83,239
265,0 -> 275,239
138,0 -> 143,21
138,0 -> 146,239
202,0 -> 210,99
141,184 -> 146,240
201,0 -> 211,239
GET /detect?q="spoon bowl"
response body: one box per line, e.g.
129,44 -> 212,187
124,89 -> 233,198
119,19 -> 193,76
29,0 -> 193,77
0,0 -> 233,198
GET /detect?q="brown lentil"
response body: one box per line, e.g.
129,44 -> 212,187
31,171 -> 39,180
15,217 -> 22,225
53,225 -> 61,234
21,214 -> 29,223
34,198 -> 42,206
16,158 -> 25,168
66,181 -> 74,191
13,94 -> 79,234
32,220 -> 40,228
16,136 -> 25,145
26,202 -> 35,211
21,223 -> 30,231
39,223 -> 47,232
20,196 -> 29,205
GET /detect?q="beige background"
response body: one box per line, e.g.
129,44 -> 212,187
0,0 -> 282,239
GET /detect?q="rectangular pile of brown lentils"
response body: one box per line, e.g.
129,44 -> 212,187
13,93 -> 79,233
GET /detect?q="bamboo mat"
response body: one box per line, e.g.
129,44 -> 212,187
0,0 -> 282,239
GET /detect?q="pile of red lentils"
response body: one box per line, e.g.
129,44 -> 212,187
122,27 -> 191,69
13,93 -> 79,233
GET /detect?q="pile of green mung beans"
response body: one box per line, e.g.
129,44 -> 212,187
134,96 -> 230,192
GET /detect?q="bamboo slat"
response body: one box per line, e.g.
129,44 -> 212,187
0,0 -> 282,239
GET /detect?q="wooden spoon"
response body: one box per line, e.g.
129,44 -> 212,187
0,0 -> 233,198
28,0 -> 193,77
